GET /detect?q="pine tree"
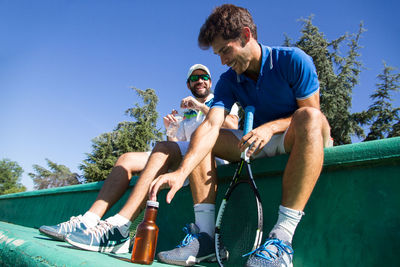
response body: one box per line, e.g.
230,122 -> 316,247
289,17 -> 365,144
80,88 -> 162,182
388,117 -> 400,138
29,159 -> 81,189
356,62 -> 400,140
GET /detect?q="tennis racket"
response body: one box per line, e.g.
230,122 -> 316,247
215,106 -> 263,266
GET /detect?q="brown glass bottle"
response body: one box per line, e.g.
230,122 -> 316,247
131,200 -> 159,265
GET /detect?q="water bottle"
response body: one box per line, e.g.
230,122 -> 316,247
166,114 -> 183,138
131,200 -> 159,264
166,108 -> 189,138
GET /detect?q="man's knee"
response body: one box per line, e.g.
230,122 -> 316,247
289,107 -> 331,142
285,108 -> 331,151
115,152 -> 135,167
292,107 -> 328,129
152,141 -> 182,170
153,141 -> 180,155
294,107 -> 323,121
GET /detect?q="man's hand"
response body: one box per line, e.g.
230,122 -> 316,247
163,109 -> 179,129
239,125 -> 274,157
149,171 -> 186,204
181,96 -> 205,111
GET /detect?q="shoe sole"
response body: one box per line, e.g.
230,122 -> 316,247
38,228 -> 66,241
65,237 -> 130,254
159,252 -> 227,266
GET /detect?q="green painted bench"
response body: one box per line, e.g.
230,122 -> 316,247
1,137 -> 399,266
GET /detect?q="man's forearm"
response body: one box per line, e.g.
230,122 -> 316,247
199,104 -> 210,115
222,114 -> 239,129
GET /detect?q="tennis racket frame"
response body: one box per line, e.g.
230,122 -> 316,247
215,106 -> 264,266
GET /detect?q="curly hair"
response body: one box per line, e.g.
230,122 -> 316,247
198,4 -> 257,50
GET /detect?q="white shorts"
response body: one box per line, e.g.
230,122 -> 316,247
229,129 -> 287,159
176,141 -> 229,165
228,128 -> 333,158
146,141 -> 229,166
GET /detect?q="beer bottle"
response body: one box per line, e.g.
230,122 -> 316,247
131,200 -> 159,264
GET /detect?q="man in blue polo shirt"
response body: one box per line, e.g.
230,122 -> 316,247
150,4 -> 332,267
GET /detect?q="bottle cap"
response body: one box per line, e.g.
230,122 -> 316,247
146,200 -> 159,208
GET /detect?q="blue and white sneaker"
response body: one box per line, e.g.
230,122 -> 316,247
65,219 -> 130,254
244,237 -> 294,267
157,223 -> 228,266
39,215 -> 89,241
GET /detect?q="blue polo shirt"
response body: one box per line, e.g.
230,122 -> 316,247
212,44 -> 319,128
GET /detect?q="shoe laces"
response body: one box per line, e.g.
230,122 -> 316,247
176,224 -> 199,248
243,238 -> 293,261
59,215 -> 84,232
85,220 -> 115,242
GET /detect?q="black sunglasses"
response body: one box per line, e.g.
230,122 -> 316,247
188,74 -> 211,82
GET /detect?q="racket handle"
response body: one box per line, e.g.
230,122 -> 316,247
243,106 -> 255,135
241,106 -> 255,162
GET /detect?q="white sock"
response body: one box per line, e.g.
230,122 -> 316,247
106,214 -> 131,235
82,211 -> 101,228
194,203 -> 215,237
270,205 -> 304,243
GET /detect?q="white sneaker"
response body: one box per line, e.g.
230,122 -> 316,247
39,215 -> 90,241
65,219 -> 130,254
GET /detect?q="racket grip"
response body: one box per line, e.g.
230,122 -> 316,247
243,106 -> 255,135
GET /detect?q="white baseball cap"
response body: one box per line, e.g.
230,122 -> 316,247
187,64 -> 211,80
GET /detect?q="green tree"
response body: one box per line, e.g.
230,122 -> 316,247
286,17 -> 365,144
80,88 -> 162,182
28,159 -> 81,190
355,62 -> 400,140
0,159 -> 26,195
388,119 -> 400,138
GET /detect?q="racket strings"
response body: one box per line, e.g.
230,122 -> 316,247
219,182 -> 260,266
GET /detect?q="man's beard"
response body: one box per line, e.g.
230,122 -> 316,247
190,86 -> 210,99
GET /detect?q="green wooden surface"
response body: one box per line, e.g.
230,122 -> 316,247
0,221 -> 204,267
0,137 -> 399,266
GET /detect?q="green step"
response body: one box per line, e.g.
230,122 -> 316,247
1,137 -> 399,266
0,221 -> 211,266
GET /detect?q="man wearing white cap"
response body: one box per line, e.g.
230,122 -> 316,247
169,64 -> 238,157
39,64 -> 239,254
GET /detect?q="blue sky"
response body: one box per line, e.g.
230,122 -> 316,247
1,0 -> 399,191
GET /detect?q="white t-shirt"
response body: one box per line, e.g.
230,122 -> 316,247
176,94 -> 239,141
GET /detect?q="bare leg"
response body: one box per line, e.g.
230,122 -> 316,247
189,152 -> 217,204
118,141 -> 182,221
189,129 -> 241,204
212,129 -> 242,162
282,107 -> 331,211
87,152 -> 150,218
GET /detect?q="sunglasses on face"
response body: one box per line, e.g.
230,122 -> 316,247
188,74 -> 211,82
